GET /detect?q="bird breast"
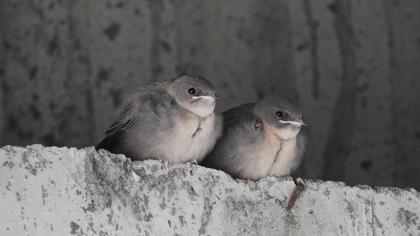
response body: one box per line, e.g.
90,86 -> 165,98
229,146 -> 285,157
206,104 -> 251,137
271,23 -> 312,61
236,123 -> 300,180
160,113 -> 221,163
236,126 -> 281,180
268,137 -> 300,176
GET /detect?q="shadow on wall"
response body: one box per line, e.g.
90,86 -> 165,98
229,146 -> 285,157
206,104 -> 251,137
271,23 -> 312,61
0,0 -> 420,189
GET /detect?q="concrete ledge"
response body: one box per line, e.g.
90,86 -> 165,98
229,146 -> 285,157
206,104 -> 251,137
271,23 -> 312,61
0,145 -> 419,235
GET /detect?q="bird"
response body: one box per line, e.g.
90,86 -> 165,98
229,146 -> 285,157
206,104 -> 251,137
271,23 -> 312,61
96,75 -> 222,164
201,94 -> 306,180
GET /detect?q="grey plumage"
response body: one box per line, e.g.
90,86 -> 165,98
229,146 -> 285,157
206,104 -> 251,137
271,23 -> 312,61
97,75 -> 222,163
202,95 -> 306,180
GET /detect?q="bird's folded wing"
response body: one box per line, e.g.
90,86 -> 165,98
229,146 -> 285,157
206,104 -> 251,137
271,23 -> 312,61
222,103 -> 255,123
203,104 -> 263,172
97,87 -> 175,149
222,103 -> 264,134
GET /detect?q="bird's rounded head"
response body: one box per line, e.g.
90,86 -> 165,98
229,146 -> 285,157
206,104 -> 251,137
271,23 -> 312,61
168,75 -> 217,117
254,94 -> 305,140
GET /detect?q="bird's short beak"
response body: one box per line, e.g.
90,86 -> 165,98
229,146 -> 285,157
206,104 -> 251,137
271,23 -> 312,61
279,119 -> 306,126
192,96 -> 216,101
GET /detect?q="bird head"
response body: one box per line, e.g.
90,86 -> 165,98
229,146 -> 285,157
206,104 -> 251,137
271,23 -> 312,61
254,94 -> 305,140
168,75 -> 217,117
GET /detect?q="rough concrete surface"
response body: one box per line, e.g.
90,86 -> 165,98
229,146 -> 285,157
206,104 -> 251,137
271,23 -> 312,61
0,145 -> 419,236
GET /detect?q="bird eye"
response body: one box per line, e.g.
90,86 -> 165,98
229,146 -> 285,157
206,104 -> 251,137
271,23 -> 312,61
275,111 -> 285,118
188,88 -> 197,95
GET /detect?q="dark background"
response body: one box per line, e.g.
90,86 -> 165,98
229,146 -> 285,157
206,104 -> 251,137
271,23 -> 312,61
1,0 -> 419,189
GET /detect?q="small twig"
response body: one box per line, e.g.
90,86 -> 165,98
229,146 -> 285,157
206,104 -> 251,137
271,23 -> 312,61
285,178 -> 306,210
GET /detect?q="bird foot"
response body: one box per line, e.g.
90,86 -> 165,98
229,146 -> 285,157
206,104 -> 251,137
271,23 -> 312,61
160,159 -> 170,170
185,160 -> 198,174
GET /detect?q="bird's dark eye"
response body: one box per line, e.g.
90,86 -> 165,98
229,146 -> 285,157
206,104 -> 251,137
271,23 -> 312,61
188,88 -> 196,95
275,111 -> 285,118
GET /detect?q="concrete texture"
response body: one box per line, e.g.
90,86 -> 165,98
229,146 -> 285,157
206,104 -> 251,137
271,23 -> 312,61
1,145 -> 419,236
1,0 -> 420,190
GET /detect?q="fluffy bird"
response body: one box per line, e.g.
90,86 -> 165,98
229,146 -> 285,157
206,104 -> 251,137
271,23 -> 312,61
202,95 -> 306,180
96,75 -> 222,163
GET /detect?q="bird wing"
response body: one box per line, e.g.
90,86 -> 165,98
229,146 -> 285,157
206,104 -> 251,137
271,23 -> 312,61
104,102 -> 139,136
222,103 -> 263,134
222,103 -> 256,124
96,85 -> 175,151
202,103 -> 264,172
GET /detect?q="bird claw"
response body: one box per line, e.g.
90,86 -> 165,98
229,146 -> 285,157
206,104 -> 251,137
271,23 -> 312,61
160,159 -> 170,170
185,160 -> 198,173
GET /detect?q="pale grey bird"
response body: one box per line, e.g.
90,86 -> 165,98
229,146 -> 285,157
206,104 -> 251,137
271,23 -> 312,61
96,75 -> 222,163
202,95 -> 306,180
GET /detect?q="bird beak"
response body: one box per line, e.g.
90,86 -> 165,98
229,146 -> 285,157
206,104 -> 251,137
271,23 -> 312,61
279,120 -> 306,126
192,96 -> 215,101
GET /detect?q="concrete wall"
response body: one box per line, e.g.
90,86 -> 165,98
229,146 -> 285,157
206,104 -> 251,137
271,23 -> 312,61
1,145 -> 420,235
1,0 -> 420,189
